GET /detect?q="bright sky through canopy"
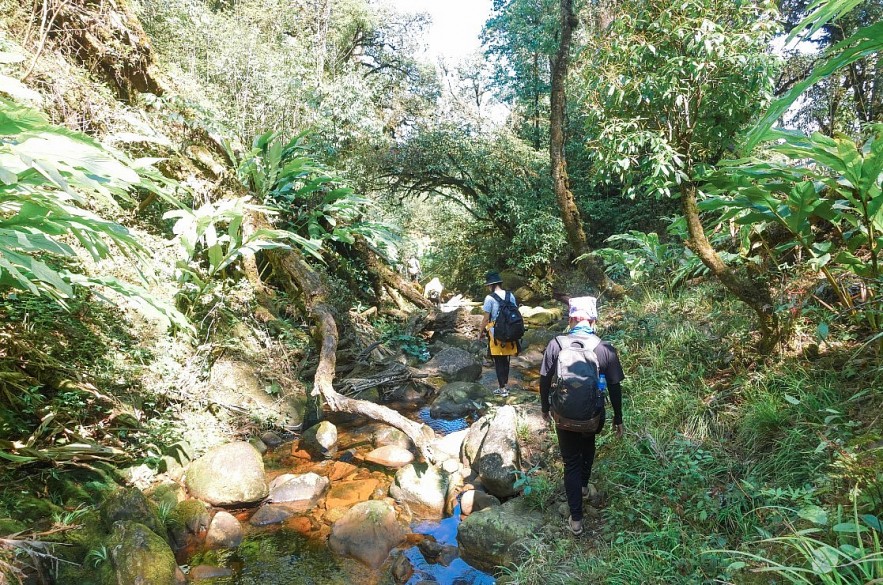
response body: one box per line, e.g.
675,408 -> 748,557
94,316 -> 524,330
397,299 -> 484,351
388,0 -> 493,61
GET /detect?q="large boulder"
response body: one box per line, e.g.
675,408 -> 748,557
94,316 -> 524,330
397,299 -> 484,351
107,521 -> 177,585
520,306 -> 564,327
205,511 -> 242,549
461,413 -> 493,468
328,500 -> 408,568
267,473 -> 329,511
185,442 -> 268,506
423,348 -> 481,383
100,488 -> 166,539
475,406 -> 522,498
520,328 -> 558,351
457,499 -> 543,572
461,407 -> 522,498
300,421 -> 338,459
429,382 -> 487,420
389,463 -> 448,519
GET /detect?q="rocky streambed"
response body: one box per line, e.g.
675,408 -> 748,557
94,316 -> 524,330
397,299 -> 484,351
78,313 -> 565,584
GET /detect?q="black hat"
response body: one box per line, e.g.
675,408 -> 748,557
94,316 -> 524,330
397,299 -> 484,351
484,271 -> 503,286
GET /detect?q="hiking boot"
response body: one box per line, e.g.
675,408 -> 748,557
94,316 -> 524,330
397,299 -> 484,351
493,387 -> 509,397
567,516 -> 584,536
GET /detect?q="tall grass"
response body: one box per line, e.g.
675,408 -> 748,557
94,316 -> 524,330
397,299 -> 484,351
509,283 -> 883,583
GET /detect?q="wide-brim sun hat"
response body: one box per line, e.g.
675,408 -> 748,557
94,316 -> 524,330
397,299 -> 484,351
484,271 -> 503,286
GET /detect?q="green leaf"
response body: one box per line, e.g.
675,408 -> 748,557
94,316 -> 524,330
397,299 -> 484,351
784,394 -> 801,405
862,514 -> 883,532
798,505 -> 828,525
817,323 -> 829,340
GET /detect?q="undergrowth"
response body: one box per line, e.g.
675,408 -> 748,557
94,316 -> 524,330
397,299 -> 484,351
508,283 -> 883,584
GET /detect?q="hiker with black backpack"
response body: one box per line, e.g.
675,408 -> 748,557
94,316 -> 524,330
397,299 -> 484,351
539,296 -> 624,536
477,271 -> 524,397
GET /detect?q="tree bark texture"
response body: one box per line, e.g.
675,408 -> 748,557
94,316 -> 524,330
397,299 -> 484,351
549,0 -> 621,297
351,237 -> 433,310
681,184 -> 779,352
265,241 -> 439,462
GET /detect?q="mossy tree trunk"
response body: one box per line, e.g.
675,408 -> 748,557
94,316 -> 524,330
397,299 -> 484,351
550,0 -> 622,298
681,183 -> 779,353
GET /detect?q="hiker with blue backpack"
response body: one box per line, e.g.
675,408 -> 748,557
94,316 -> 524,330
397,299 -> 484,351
539,296 -> 625,536
477,271 -> 524,397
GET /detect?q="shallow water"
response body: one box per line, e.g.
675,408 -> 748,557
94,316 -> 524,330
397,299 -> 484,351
416,407 -> 469,435
406,503 -> 495,585
188,528 -> 379,585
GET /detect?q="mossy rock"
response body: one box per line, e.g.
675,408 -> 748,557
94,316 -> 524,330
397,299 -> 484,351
14,496 -> 64,525
146,483 -> 183,511
168,499 -> 209,548
0,518 -> 26,535
100,488 -> 166,540
107,521 -> 177,585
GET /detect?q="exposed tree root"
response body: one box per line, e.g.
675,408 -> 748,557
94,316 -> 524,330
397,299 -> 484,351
266,241 -> 440,463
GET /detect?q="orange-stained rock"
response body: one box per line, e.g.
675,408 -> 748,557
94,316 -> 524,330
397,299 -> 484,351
291,447 -> 313,459
326,461 -> 359,481
324,479 -> 379,510
287,515 -> 314,535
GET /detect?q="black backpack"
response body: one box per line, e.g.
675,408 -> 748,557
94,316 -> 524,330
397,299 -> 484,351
550,334 -> 604,433
493,292 -> 525,343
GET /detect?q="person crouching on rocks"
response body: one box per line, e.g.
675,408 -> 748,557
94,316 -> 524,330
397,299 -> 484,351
424,277 -> 443,307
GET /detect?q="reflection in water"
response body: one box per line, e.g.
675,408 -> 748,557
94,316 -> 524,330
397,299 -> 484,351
417,407 -> 469,435
407,503 -> 495,585
188,528 -> 374,585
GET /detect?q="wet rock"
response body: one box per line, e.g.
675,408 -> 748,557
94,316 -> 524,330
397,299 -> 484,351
100,488 -> 166,539
261,431 -> 284,447
205,511 -> 242,549
249,504 -> 294,526
460,489 -> 501,517
457,499 -> 543,572
429,381 -> 487,419
268,472 -> 329,511
189,565 -> 233,580
391,552 -> 414,584
175,566 -> 187,585
168,499 -> 208,549
106,521 -> 177,585
418,539 -> 459,566
364,445 -> 415,469
372,425 -> 412,449
328,500 -> 408,568
325,478 -> 380,510
389,463 -> 448,519
185,442 -> 268,506
300,421 -> 338,459
423,347 -> 482,383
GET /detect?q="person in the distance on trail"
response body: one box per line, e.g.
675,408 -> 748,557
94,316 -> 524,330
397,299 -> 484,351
406,256 -> 421,283
477,271 -> 518,397
539,296 -> 625,536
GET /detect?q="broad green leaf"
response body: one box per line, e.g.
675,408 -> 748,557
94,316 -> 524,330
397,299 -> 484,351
798,505 -> 828,525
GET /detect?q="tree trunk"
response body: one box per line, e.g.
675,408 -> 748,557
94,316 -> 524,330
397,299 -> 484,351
352,238 -> 433,310
550,0 -> 622,298
265,241 -> 439,462
681,183 -> 779,352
